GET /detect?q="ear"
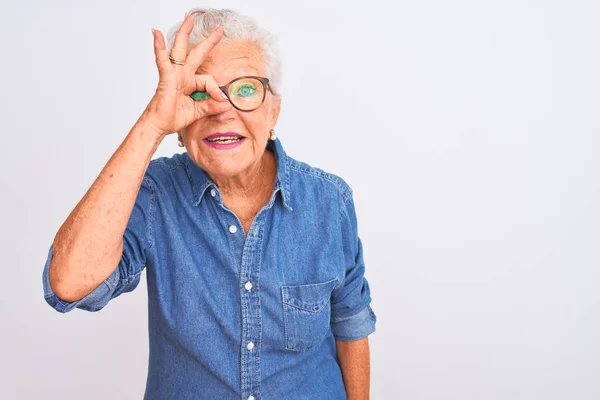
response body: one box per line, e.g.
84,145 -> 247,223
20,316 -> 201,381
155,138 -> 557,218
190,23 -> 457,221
269,93 -> 282,129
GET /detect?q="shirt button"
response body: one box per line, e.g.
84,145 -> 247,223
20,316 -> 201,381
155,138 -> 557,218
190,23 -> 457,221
245,281 -> 253,291
229,225 -> 237,234
247,341 -> 254,350
248,396 -> 255,400
210,188 -> 216,197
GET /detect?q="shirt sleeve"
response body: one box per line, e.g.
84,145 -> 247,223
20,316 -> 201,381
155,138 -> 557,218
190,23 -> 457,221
42,175 -> 156,313
330,192 -> 377,341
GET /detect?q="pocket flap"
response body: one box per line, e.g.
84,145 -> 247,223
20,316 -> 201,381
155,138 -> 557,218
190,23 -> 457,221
282,277 -> 338,312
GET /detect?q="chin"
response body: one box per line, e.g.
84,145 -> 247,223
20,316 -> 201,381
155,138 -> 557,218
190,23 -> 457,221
204,158 -> 250,178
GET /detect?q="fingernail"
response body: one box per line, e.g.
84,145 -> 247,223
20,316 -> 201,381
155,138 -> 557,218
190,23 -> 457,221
221,92 -> 228,100
213,24 -> 221,32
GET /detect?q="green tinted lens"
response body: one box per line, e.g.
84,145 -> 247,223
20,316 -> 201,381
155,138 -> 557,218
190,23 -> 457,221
228,78 -> 264,110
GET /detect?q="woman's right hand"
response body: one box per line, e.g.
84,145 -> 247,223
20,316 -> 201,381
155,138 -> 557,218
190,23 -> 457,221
139,14 -> 232,138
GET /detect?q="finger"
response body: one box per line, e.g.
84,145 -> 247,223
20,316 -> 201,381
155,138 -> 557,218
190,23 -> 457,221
170,14 -> 194,62
193,98 -> 233,119
193,74 -> 229,102
152,28 -> 171,78
184,25 -> 224,72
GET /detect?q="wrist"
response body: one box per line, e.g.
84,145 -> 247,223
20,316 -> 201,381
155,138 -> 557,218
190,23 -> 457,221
130,118 -> 166,150
134,114 -> 168,140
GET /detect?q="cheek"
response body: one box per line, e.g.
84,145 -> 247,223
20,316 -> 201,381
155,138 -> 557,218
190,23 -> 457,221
183,119 -> 208,137
241,112 -> 271,137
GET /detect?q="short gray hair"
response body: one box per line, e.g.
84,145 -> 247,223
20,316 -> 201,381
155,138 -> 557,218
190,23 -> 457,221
166,8 -> 282,94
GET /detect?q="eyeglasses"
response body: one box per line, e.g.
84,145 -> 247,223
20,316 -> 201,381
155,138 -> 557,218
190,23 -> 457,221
190,76 -> 274,112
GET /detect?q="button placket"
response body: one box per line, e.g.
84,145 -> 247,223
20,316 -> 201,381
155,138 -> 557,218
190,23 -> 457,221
237,212 -> 267,399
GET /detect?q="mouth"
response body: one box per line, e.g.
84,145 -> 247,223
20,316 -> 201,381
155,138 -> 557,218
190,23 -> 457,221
203,132 -> 245,144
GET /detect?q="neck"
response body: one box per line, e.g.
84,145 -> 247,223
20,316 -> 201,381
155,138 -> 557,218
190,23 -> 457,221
212,150 -> 276,199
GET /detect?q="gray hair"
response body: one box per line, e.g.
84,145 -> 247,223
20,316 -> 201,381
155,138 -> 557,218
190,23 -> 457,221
166,8 -> 282,94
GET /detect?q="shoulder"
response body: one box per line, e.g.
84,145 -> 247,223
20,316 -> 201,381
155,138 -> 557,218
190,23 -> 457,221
139,153 -> 191,198
148,152 -> 186,173
286,155 -> 353,203
145,152 -> 187,181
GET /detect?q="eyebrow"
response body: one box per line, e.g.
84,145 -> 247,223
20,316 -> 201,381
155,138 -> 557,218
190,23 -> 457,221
195,61 -> 260,76
194,68 -> 262,79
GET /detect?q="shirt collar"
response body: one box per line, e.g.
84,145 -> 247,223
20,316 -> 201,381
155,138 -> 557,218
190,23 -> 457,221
182,136 -> 293,211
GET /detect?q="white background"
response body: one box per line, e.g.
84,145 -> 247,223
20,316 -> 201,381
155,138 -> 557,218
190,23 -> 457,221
0,0 -> 599,399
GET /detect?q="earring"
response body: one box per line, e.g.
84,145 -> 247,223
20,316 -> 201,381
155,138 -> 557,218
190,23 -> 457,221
269,129 -> 277,141
177,134 -> 184,147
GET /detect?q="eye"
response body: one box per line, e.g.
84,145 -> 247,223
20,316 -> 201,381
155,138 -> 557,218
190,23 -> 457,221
233,84 -> 257,97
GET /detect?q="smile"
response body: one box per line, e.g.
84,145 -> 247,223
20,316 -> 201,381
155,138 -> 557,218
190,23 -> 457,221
205,136 -> 244,144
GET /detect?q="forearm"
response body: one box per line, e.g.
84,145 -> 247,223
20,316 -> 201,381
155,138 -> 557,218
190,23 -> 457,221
49,120 -> 163,302
335,337 -> 371,400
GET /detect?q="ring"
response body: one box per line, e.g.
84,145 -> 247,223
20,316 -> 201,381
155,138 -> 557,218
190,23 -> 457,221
169,55 -> 185,65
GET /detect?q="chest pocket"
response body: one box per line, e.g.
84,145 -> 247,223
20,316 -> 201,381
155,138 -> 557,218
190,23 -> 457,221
281,277 -> 338,352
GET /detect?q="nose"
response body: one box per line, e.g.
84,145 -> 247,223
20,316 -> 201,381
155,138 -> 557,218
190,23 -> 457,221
209,102 -> 237,123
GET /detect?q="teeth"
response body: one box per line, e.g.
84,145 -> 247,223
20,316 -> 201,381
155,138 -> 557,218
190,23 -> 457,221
207,136 -> 243,144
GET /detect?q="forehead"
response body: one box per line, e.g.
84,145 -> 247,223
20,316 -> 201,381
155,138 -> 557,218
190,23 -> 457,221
195,40 -> 265,84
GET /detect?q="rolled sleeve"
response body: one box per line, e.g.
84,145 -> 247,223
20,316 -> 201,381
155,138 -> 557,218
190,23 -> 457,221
331,303 -> 377,341
330,193 -> 377,341
42,244 -> 122,313
41,175 -> 155,313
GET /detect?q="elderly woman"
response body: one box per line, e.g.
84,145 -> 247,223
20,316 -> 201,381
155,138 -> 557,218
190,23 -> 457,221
42,8 -> 377,400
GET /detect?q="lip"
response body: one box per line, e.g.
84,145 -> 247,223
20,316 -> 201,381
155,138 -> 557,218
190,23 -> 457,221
203,134 -> 246,150
204,131 -> 244,140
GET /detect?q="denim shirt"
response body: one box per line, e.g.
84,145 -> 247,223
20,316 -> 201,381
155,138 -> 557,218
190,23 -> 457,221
42,137 -> 377,400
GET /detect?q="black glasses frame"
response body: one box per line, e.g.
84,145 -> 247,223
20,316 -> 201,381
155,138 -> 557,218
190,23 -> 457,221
190,75 -> 275,112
